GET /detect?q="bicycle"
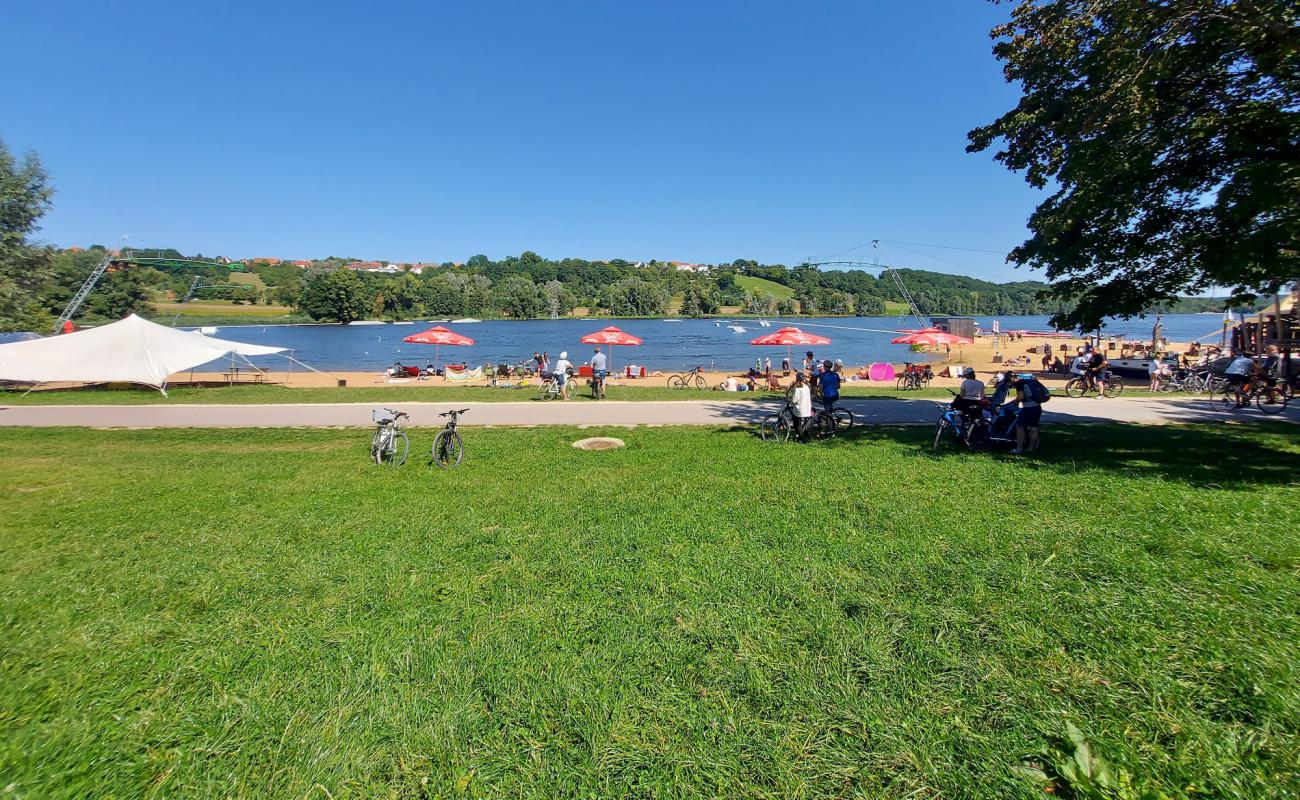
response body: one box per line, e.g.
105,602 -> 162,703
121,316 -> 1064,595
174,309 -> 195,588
1210,377 -> 1291,415
759,402 -> 795,443
1065,370 -> 1124,398
895,362 -> 933,391
537,371 -> 567,401
932,401 -> 972,451
589,370 -> 607,400
370,408 -> 410,466
431,408 -> 468,468
669,366 -> 708,389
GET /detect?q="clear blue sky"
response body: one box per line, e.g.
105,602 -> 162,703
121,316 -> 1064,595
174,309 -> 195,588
1,0 -> 1043,281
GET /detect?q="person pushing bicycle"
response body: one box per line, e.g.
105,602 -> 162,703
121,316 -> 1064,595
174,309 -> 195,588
590,345 -> 608,399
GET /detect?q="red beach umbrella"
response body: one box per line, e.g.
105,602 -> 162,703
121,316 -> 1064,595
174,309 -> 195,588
890,331 -> 973,345
750,326 -> 832,370
403,325 -> 475,371
579,325 -> 644,373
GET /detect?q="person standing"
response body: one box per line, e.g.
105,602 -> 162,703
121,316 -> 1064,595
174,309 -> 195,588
818,359 -> 841,413
764,356 -> 772,375
1011,372 -> 1047,454
802,351 -> 815,373
554,351 -> 573,400
790,372 -> 813,442
590,345 -> 608,398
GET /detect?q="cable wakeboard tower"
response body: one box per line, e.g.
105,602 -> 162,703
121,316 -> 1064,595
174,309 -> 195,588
798,240 -> 927,328
54,250 -> 247,333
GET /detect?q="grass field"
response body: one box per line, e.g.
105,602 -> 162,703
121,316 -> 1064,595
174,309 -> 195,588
734,275 -> 795,300
1,424 -> 1297,798
0,383 -> 956,405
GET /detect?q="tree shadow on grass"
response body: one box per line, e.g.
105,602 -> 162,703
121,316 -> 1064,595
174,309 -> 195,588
722,420 -> 1300,491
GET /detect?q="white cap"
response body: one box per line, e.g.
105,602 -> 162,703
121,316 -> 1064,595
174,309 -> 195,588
560,351 -> 568,359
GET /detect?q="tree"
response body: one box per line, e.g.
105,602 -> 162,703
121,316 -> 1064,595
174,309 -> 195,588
0,139 -> 54,331
383,272 -> 425,319
744,291 -> 778,316
969,0 -> 1300,329
495,275 -> 546,318
604,277 -> 669,316
854,294 -> 886,315
85,268 -> 157,319
298,269 -> 369,322
542,280 -> 577,318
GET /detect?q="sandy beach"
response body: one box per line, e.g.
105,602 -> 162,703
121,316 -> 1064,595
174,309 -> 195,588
167,333 -> 1186,390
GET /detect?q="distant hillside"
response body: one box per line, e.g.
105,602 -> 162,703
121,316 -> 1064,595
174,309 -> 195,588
734,275 -> 794,300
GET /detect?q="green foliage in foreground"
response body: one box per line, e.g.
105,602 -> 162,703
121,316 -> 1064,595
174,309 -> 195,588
0,383 -> 955,405
1,424 -> 1297,798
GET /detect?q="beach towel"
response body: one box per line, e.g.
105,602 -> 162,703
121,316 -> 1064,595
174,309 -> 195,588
443,367 -> 484,382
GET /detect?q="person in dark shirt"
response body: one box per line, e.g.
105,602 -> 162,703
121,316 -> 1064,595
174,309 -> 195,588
1087,351 -> 1110,395
1011,373 -> 1045,454
818,360 -> 841,412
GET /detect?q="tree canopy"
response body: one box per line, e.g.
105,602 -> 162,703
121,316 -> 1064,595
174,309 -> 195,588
0,139 -> 55,331
969,0 -> 1300,329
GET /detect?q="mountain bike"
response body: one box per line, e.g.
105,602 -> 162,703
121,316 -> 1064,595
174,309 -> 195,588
895,362 -> 932,390
431,408 -> 468,468
1065,370 -> 1123,398
370,408 -> 410,466
1210,378 -> 1291,415
759,403 -> 795,443
669,366 -> 708,389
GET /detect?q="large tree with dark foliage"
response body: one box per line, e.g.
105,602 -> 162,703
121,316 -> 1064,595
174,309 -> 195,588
0,139 -> 54,330
968,0 -> 1299,329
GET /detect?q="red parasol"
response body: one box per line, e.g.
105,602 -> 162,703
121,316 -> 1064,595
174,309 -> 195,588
891,331 -> 973,345
403,325 -> 475,371
750,326 -> 832,371
579,325 -> 643,372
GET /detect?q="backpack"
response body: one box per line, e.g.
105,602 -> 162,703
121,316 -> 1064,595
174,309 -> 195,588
1024,378 -> 1051,403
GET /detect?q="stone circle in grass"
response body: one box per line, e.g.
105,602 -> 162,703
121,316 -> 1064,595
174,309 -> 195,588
572,437 -> 625,451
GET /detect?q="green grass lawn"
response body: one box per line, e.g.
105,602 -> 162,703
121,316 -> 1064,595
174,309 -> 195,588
734,275 -> 795,300
1,424 -> 1297,798
0,383 -> 956,405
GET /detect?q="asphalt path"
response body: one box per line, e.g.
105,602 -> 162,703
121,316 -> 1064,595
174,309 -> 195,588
1,396 -> 1295,429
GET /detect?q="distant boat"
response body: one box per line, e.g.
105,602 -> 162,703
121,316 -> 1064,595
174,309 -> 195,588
663,319 -> 683,323
452,318 -> 481,323
757,319 -> 772,327
198,326 -> 218,335
349,320 -> 386,326
728,324 -> 748,333
714,322 -> 721,327
392,321 -> 414,325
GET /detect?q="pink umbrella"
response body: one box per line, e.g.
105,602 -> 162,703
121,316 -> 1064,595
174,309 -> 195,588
403,325 -> 475,371
891,331 -> 973,346
579,325 -> 644,372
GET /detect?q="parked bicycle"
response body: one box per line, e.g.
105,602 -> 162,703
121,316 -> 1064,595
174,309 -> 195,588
668,365 -> 708,389
537,370 -> 570,401
760,400 -> 842,442
895,362 -> 933,391
589,369 -> 607,399
370,408 -> 410,466
431,408 -> 469,468
1065,370 -> 1124,398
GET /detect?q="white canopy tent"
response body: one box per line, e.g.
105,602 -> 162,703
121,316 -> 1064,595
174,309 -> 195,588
0,314 -> 287,393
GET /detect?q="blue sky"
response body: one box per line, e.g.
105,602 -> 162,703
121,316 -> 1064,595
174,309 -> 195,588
1,1 -> 1042,281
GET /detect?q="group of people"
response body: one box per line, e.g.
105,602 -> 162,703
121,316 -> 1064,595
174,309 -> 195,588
530,346 -> 608,400
953,367 -> 1046,454
784,356 -> 843,442
1067,347 -> 1112,395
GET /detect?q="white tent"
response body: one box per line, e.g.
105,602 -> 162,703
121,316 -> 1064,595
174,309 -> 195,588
0,314 -> 286,392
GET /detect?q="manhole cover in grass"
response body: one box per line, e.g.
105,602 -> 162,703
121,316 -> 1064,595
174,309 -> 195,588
572,437 -> 625,451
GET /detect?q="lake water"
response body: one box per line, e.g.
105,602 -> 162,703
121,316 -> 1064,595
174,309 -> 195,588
194,314 -> 1235,372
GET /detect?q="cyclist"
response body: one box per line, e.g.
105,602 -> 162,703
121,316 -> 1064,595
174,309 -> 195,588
953,367 -> 985,424
1224,351 -> 1255,406
790,372 -> 813,443
590,345 -> 608,398
554,351 -> 574,399
1086,350 -> 1110,396
1011,372 -> 1047,454
818,359 -> 841,413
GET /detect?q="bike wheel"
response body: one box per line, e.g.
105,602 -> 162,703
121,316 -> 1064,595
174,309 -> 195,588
371,429 -> 386,465
1209,389 -> 1237,412
896,376 -> 908,391
1065,378 -> 1085,398
832,407 -> 854,429
668,375 -> 686,389
692,374 -> 707,389
1103,377 -> 1123,398
932,419 -> 948,451
1255,385 -> 1290,415
431,429 -> 463,468
813,412 -> 837,439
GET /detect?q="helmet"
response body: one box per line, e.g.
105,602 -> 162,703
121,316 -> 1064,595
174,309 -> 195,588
962,367 -> 976,378
560,351 -> 568,359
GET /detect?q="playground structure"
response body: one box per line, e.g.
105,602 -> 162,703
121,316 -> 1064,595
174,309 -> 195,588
54,250 -> 248,333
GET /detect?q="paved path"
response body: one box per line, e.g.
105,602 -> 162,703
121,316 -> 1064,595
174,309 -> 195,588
2,397 -> 1295,429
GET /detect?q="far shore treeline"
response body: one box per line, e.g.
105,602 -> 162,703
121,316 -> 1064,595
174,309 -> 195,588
9,244 -> 1227,330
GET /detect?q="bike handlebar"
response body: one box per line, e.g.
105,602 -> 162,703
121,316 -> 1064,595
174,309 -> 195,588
439,408 -> 470,417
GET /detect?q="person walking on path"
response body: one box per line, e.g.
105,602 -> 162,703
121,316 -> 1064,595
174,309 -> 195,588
790,372 -> 813,443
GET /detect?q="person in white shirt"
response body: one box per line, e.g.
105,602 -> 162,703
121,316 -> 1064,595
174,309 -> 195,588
1147,353 -> 1166,391
790,372 -> 813,442
1070,351 -> 1087,377
553,351 -> 573,399
954,367 -> 986,424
